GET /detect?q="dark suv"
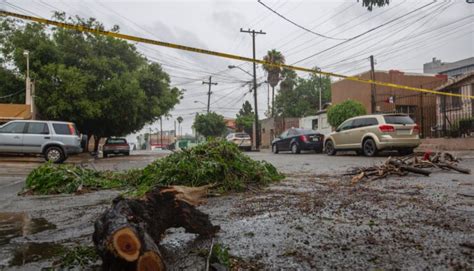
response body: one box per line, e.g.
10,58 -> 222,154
0,120 -> 86,163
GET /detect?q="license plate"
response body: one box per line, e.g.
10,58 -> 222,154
311,137 -> 319,142
397,130 -> 410,135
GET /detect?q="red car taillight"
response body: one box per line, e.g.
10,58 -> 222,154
413,124 -> 420,134
379,124 -> 395,133
67,123 -> 76,135
299,135 -> 308,142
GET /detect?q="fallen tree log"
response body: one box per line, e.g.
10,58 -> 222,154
93,185 -> 219,271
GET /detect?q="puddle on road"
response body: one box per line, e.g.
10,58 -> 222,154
9,242 -> 64,266
0,212 -> 61,267
0,212 -> 56,246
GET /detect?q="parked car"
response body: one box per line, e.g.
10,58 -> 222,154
272,128 -> 324,154
226,132 -> 252,151
0,120 -> 86,163
324,114 -> 420,157
103,137 -> 130,158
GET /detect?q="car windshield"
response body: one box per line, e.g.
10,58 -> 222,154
107,138 -> 127,144
384,115 -> 414,125
235,133 -> 250,138
295,129 -> 316,135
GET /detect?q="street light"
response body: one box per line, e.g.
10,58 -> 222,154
228,65 -> 254,77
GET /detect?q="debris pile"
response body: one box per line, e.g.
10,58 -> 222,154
346,152 -> 471,184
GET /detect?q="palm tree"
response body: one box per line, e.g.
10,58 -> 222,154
262,49 -> 285,117
177,116 -> 183,138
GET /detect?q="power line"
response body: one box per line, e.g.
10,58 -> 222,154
257,0 -> 347,41
0,89 -> 23,99
293,1 -> 437,65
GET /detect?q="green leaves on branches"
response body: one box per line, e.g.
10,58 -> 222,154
327,99 -> 366,128
193,112 -> 227,138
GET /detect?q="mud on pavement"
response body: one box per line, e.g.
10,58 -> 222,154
0,153 -> 473,270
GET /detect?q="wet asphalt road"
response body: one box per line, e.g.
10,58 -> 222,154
0,150 -> 473,270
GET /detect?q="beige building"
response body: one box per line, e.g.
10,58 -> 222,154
434,72 -> 474,137
260,117 -> 300,148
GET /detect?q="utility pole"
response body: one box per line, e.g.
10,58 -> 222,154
267,81 -> 270,113
241,28 -> 266,150
202,76 -> 217,113
370,55 -> 377,114
160,116 -> 163,148
317,68 -> 323,111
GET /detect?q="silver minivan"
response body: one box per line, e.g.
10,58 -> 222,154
0,120 -> 86,163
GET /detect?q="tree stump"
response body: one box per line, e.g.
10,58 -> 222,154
93,185 -> 219,271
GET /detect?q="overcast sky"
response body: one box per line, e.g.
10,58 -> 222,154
2,0 -> 473,139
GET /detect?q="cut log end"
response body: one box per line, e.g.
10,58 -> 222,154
137,251 -> 165,271
112,227 -> 141,262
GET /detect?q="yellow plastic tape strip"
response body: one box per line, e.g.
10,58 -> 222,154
1,10 -> 471,99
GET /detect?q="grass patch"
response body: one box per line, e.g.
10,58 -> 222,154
23,140 -> 283,196
52,245 -> 99,269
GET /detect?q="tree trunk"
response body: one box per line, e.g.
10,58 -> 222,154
93,185 -> 219,271
94,135 -> 100,152
85,133 -> 93,153
272,86 -> 275,117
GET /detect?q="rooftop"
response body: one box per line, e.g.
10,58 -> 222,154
0,104 -> 32,122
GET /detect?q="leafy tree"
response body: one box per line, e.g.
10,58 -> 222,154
262,49 -> 285,116
358,0 -> 389,11
193,112 -> 227,138
235,101 -> 254,136
0,14 -> 182,150
327,100 -> 366,128
0,66 -> 24,103
274,70 -> 331,118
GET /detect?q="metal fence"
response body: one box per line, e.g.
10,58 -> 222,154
377,92 -> 473,138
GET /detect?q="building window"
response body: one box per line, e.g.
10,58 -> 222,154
312,119 -> 319,130
440,88 -> 462,112
450,88 -> 462,109
396,105 -> 417,122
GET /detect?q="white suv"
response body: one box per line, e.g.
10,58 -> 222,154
0,120 -> 86,163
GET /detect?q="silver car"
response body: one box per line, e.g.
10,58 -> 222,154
0,120 -> 86,163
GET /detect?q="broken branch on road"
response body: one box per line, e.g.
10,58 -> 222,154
346,152 -> 470,184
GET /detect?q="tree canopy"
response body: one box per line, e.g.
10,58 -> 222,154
358,0 -> 390,11
0,13 -> 182,143
274,69 -> 331,118
235,101 -> 254,136
193,112 -> 227,138
327,100 -> 366,128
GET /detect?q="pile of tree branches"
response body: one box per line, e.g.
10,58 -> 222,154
346,152 -> 471,184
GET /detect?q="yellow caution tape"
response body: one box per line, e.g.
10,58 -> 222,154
1,10 -> 471,99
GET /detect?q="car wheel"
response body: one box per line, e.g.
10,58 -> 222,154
325,140 -> 336,156
272,144 -> 279,154
363,138 -> 378,157
291,143 -> 301,154
399,148 -> 414,156
45,146 -> 65,163
103,153 -> 108,158
125,152 -> 130,156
